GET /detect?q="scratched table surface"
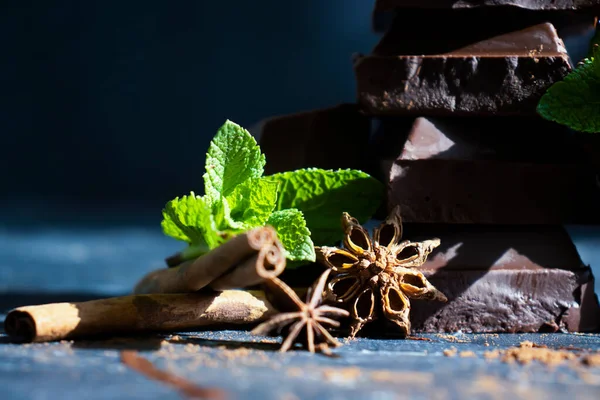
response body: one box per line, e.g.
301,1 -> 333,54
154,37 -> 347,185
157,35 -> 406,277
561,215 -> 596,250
1,214 -> 600,400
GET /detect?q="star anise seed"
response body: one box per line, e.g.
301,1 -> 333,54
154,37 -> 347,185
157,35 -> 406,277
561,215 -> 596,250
251,269 -> 349,353
316,206 -> 447,338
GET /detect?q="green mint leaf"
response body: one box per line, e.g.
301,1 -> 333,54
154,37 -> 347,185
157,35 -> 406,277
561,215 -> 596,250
268,168 -> 384,245
537,49 -> 600,133
203,120 -> 266,203
161,192 -> 222,249
226,178 -> 279,227
266,209 -> 315,263
211,196 -> 247,232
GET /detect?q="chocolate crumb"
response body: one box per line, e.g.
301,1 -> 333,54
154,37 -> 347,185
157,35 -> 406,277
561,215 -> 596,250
482,342 -> 600,367
436,334 -> 469,343
323,367 -> 362,382
407,336 -> 433,342
443,348 -> 458,357
582,354 -> 600,367
370,370 -> 433,384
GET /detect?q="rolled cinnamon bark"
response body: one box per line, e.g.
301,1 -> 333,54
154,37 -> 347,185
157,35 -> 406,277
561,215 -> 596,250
4,291 -> 277,343
134,226 -> 285,294
209,240 -> 286,291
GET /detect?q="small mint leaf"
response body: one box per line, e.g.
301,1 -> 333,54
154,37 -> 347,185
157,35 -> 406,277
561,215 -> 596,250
204,120 -> 266,203
226,178 -> 279,227
266,209 -> 315,264
537,49 -> 600,133
212,196 -> 247,233
161,192 -> 222,248
268,168 -> 384,245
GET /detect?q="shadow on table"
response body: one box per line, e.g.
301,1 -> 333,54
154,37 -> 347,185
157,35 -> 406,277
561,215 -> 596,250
166,334 -> 281,352
71,335 -> 166,351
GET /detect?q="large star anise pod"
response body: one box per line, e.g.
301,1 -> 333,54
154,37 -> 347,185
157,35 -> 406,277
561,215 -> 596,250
316,206 -> 447,338
251,269 -> 349,353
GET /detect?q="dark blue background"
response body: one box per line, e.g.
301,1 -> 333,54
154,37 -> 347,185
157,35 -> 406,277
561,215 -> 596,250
1,0 -> 379,212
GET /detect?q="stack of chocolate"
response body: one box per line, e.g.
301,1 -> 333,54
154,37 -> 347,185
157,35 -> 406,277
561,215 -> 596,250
257,1 -> 600,333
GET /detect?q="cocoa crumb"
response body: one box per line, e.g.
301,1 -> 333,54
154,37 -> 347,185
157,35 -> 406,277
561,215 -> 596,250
501,342 -> 576,366
582,354 -> 600,367
370,370 -> 433,385
407,336 -> 432,342
483,350 -> 501,360
443,348 -> 457,357
323,367 -> 361,382
481,342 -> 600,368
436,334 -> 469,343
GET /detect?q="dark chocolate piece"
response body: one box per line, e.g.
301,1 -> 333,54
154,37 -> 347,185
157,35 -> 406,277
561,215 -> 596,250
400,224 -> 600,333
355,23 -> 571,116
375,115 -> 579,163
372,8 -> 592,57
413,268 -> 598,333
374,0 -> 600,12
371,8 -> 597,61
256,104 -> 370,175
381,116 -> 600,224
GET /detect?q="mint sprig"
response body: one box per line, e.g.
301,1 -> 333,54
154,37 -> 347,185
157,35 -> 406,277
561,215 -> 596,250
162,120 -> 383,268
537,46 -> 600,133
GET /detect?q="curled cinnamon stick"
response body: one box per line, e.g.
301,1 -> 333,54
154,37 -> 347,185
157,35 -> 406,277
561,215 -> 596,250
209,240 -> 286,291
4,291 -> 276,343
134,226 -> 286,294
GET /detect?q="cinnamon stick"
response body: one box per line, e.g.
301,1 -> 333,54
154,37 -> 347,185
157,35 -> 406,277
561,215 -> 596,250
209,239 -> 286,291
4,291 -> 276,343
134,226 -> 286,294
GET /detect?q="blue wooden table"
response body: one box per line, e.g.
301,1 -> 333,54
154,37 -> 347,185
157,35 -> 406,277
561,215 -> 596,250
1,219 -> 599,399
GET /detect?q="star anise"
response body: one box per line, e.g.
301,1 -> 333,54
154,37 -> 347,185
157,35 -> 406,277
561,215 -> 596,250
316,206 -> 447,338
251,269 -> 349,353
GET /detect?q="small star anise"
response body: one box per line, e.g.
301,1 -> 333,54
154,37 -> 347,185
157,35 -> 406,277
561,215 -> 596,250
316,206 -> 447,338
251,269 -> 349,353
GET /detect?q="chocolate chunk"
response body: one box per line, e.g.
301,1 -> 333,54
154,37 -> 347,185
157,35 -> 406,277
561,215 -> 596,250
371,8 -> 597,61
355,23 -> 571,116
381,116 -> 600,224
401,224 -> 600,333
374,0 -> 600,12
372,8 -> 592,57
413,268 -> 599,333
375,115 -> 578,162
403,224 -> 585,271
256,104 -> 371,175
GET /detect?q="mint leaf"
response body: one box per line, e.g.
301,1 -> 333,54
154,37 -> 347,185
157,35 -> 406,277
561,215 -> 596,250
268,168 -> 384,245
266,209 -> 315,263
227,178 -> 279,227
211,196 -> 247,233
204,120 -> 266,203
537,49 -> 600,133
161,192 -> 222,249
